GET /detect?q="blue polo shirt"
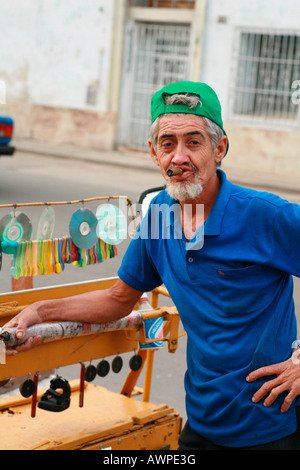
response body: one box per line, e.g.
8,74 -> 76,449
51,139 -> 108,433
118,169 -> 300,447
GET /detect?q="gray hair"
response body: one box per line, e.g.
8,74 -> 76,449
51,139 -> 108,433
150,93 -> 224,155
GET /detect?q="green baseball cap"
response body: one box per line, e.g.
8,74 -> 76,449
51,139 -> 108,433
151,81 -> 229,154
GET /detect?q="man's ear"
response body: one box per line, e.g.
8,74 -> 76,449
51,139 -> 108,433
148,138 -> 160,167
214,135 -> 228,165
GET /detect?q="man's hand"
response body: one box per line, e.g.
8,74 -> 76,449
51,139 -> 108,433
3,303 -> 43,356
247,350 -> 300,412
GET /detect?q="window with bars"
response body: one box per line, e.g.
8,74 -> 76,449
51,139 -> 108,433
128,1 -> 195,8
232,32 -> 300,125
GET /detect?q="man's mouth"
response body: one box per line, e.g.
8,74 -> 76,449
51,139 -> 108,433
166,165 -> 197,179
166,167 -> 183,177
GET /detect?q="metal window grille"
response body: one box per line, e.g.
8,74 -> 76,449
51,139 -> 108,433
128,1 -> 195,8
230,30 -> 300,127
120,23 -> 191,150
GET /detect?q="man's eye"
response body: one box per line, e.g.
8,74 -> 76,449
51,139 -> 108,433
161,141 -> 173,148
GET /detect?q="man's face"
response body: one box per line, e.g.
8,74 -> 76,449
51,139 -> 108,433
148,114 -> 225,201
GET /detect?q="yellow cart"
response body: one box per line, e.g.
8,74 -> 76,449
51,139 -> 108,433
0,279 -> 183,450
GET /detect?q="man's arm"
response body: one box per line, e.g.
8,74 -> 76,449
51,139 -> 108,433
4,278 -> 143,355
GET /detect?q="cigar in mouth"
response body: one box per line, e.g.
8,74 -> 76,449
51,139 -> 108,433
166,167 -> 184,177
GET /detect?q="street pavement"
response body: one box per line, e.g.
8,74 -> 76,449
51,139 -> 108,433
13,137 -> 300,202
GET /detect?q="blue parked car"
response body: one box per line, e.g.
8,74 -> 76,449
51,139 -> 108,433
0,116 -> 15,156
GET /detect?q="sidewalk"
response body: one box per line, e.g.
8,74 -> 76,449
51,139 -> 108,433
14,138 -> 300,196
14,138 -> 157,172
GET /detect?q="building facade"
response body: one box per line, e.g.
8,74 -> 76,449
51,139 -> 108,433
201,0 -> 300,179
1,0 -> 299,179
0,0 -> 206,152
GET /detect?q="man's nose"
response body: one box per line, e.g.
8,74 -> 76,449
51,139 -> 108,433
171,143 -> 190,165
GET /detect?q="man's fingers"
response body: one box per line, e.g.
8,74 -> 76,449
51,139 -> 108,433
5,336 -> 41,356
3,317 -> 21,329
246,363 -> 283,382
254,384 -> 297,413
251,377 -> 281,404
15,326 -> 26,340
5,348 -> 19,357
6,317 -> 30,341
280,391 -> 297,413
18,336 -> 41,351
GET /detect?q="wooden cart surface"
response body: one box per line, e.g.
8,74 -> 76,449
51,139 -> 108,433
0,381 -> 181,450
0,278 -> 183,450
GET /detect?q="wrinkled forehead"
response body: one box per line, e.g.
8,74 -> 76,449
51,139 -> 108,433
156,113 -> 208,137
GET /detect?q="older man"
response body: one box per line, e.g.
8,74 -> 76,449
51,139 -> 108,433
5,81 -> 300,449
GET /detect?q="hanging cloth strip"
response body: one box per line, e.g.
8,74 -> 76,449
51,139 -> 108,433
9,236 -> 118,279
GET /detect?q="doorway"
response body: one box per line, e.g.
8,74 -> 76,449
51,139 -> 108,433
118,21 -> 192,150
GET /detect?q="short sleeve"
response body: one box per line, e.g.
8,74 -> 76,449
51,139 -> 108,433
272,200 -> 300,277
118,217 -> 163,292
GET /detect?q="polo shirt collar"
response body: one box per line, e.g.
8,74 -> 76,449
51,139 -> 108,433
204,169 -> 231,236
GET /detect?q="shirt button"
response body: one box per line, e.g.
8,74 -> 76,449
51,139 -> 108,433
188,257 -> 194,263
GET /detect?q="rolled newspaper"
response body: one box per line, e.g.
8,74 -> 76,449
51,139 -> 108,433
0,310 -> 144,348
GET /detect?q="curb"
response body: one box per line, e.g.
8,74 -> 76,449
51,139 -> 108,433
14,139 -> 159,173
13,139 -> 300,196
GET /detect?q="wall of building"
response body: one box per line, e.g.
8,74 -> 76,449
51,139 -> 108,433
0,0 -> 116,150
2,0 -> 299,178
200,0 -> 300,180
